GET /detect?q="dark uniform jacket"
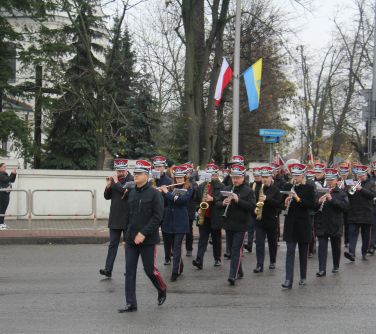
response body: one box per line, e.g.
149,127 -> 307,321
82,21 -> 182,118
0,172 -> 16,195
195,179 -> 224,229
156,173 -> 172,188
162,186 -> 193,234
347,177 -> 376,225
283,183 -> 316,243
125,182 -> 164,246
273,174 -> 286,190
315,186 -> 349,238
187,181 -> 198,221
255,184 -> 283,230
104,173 -> 134,229
215,182 -> 255,232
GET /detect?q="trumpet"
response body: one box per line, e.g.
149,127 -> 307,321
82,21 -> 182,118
348,181 -> 361,195
222,186 -> 235,218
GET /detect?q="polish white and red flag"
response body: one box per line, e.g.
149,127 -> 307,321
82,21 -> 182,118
214,57 -> 233,106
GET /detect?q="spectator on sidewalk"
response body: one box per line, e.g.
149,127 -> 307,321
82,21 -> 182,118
0,163 -> 17,230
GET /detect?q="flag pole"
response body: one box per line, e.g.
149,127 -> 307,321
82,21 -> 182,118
232,0 -> 241,156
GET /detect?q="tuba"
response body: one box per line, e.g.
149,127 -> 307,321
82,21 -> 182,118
198,181 -> 210,225
255,184 -> 265,221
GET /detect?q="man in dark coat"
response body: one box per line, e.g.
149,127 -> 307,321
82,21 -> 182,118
315,168 -> 349,276
215,164 -> 255,286
282,163 -> 316,289
118,160 -> 166,313
0,162 -> 17,230
100,159 -> 134,278
344,165 -> 376,261
368,161 -> 376,254
192,163 -> 224,269
338,162 -> 351,247
253,166 -> 283,273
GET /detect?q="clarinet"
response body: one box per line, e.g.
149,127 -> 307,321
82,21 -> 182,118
223,185 -> 235,218
318,188 -> 333,212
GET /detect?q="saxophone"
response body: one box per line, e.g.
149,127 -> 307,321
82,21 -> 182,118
198,181 -> 210,226
255,184 -> 265,221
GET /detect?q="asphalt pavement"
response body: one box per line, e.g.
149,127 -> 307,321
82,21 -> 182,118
1,242 -> 376,334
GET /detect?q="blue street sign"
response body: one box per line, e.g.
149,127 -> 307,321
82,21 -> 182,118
262,136 -> 280,143
259,129 -> 286,137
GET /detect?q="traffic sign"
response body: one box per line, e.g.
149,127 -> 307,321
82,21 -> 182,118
262,136 -> 280,143
259,129 -> 286,137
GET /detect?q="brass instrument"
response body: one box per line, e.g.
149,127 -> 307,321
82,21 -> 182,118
222,186 -> 235,218
198,181 -> 210,226
255,184 -> 265,221
348,181 -> 361,195
284,183 -> 296,216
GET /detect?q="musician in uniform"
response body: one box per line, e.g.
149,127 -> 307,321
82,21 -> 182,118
338,162 -> 351,248
282,163 -> 315,289
344,165 -> 376,262
215,164 -> 255,286
192,163 -> 224,269
253,166 -> 283,273
100,158 -> 133,278
368,161 -> 376,254
160,165 -> 193,281
118,160 -> 166,313
315,168 -> 349,276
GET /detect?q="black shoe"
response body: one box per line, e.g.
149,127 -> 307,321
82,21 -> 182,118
308,253 -> 313,258
186,250 -> 192,257
253,265 -> 263,273
214,260 -> 221,267
299,279 -> 306,286
158,290 -> 167,306
362,254 -> 368,261
164,259 -> 171,265
237,271 -> 244,279
344,251 -> 355,262
269,263 -> 276,270
316,271 -> 326,277
192,260 -> 203,269
99,269 -> 112,278
224,253 -> 231,259
344,243 -> 348,248
228,277 -> 235,286
281,280 -> 292,289
243,244 -> 252,253
332,267 -> 339,273
170,273 -> 178,282
367,248 -> 375,255
118,305 -> 137,313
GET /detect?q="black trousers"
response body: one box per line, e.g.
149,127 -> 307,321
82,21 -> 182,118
285,241 -> 309,282
318,236 -> 341,271
185,220 -> 194,251
104,229 -> 124,272
309,215 -> 316,254
0,194 -> 10,225
370,209 -> 376,249
172,234 -> 185,275
344,212 -> 349,245
163,232 -> 174,261
246,216 -> 256,248
125,244 -> 166,306
348,223 -> 371,256
255,225 -> 277,267
195,219 -> 222,264
226,230 -> 245,279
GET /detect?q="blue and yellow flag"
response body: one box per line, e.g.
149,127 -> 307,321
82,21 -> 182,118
243,58 -> 262,112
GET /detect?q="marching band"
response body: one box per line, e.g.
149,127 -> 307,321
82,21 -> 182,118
102,154 -> 376,312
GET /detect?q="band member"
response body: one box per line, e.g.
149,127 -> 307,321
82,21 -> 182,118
244,167 -> 262,253
306,170 -> 315,183
152,156 -> 174,265
368,161 -> 376,254
0,163 -> 17,230
182,163 -> 198,257
253,166 -> 283,273
215,164 -> 255,286
344,165 -> 376,261
160,165 -> 193,281
338,162 -> 351,247
192,163 -> 224,269
119,160 -> 166,313
314,163 -> 326,187
222,169 -> 230,183
315,168 -> 349,276
100,158 -> 134,278
282,163 -> 315,289
270,162 -> 286,190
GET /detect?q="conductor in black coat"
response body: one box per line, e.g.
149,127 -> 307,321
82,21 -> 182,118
282,163 -> 316,289
253,166 -> 283,273
315,168 -> 349,276
100,159 -> 134,278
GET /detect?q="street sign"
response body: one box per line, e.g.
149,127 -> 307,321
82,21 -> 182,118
262,136 -> 280,143
259,129 -> 286,137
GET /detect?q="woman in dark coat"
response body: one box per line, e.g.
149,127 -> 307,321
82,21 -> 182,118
282,163 -> 316,289
160,165 -> 193,282
315,168 -> 349,276
0,163 -> 17,230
